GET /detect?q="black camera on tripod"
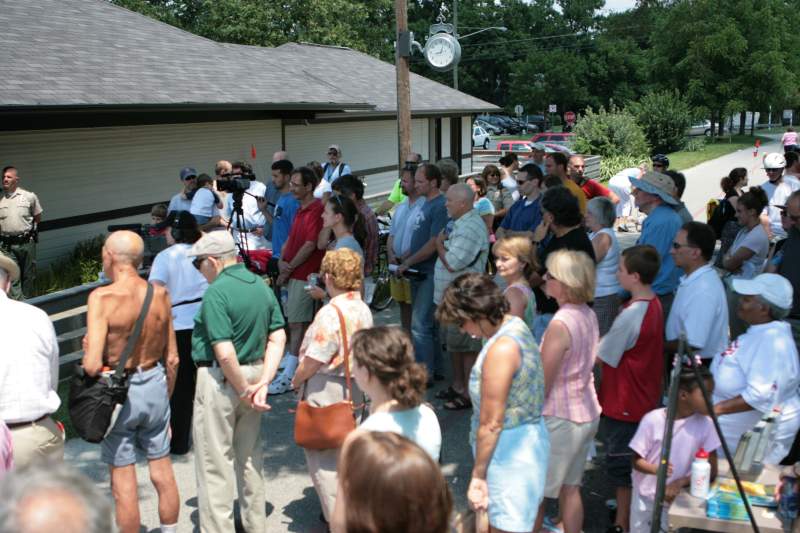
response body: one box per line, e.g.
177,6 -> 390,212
216,177 -> 251,193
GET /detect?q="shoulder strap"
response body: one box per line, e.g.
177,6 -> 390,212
330,303 -> 352,402
114,283 -> 154,378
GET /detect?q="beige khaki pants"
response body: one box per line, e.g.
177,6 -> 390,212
9,416 -> 64,469
193,365 -> 266,533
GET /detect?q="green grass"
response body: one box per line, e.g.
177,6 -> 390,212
667,135 -> 770,171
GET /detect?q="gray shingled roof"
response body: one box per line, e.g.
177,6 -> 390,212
0,0 -> 497,114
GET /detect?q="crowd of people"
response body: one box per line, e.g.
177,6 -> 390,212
1,139 -> 800,533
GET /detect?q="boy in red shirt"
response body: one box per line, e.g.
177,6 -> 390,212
597,245 -> 664,533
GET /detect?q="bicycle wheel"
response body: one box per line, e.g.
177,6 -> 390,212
370,272 -> 393,311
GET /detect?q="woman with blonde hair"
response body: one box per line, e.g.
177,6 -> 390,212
493,236 -> 537,328
290,248 -> 373,524
535,249 -> 601,533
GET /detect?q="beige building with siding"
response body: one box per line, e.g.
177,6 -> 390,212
0,0 -> 496,265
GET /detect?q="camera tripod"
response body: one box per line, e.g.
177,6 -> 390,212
227,190 -> 255,271
651,336 -> 759,533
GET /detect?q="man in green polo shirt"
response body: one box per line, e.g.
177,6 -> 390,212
188,230 -> 286,533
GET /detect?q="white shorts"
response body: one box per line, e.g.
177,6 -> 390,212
629,491 -> 668,533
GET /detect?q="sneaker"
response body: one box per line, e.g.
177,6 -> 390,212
268,354 -> 298,395
542,516 -> 564,533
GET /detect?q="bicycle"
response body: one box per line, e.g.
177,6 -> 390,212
369,214 -> 394,311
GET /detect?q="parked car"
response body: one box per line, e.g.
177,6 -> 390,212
530,132 -> 576,146
473,126 -> 491,149
477,115 -> 507,134
688,120 -> 712,136
508,117 -> 539,133
497,140 -> 533,152
475,119 -> 503,136
526,115 -> 548,132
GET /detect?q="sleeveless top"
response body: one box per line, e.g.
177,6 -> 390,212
542,303 -> 602,423
504,282 -> 537,331
590,228 -> 621,298
468,316 -> 545,444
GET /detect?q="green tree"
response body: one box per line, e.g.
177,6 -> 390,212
573,105 -> 649,158
627,90 -> 692,153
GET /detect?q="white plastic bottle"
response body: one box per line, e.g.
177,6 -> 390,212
690,447 -> 711,498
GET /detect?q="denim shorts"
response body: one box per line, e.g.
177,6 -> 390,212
101,364 -> 171,467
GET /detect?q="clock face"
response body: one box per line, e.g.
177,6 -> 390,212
424,33 -> 460,71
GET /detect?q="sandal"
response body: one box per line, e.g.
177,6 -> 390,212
443,395 -> 472,410
435,386 -> 460,401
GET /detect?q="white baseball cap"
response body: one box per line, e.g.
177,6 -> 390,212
732,273 -> 793,311
764,153 -> 786,169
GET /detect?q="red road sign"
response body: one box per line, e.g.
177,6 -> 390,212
565,111 -> 576,123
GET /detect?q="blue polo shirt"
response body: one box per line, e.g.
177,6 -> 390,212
271,192 -> 299,259
408,194 -> 448,273
637,204 -> 683,295
500,195 -> 543,232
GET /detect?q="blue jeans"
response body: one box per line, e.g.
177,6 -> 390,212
410,274 -> 441,375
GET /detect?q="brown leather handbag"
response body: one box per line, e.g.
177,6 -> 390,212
294,304 -> 358,450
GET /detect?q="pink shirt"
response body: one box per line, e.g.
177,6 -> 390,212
783,131 -> 798,147
0,421 -> 12,479
542,303 -> 602,423
629,408 -> 720,500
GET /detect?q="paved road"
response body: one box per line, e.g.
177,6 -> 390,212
677,134 -> 781,222
63,134 -> 783,531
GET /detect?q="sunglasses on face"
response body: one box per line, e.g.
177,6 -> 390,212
781,209 -> 800,222
515,179 -> 528,186
192,256 -> 207,271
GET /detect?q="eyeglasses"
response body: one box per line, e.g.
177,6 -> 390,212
184,175 -> 197,181
192,256 -> 207,271
652,163 -> 665,169
766,168 -> 783,173
780,209 -> 800,223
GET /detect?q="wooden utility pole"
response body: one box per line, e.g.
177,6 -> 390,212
395,0 -> 412,169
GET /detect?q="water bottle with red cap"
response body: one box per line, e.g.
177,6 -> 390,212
690,447 -> 711,498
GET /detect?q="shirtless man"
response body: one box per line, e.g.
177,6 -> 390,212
82,230 -> 180,533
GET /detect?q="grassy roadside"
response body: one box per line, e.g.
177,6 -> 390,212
667,135 -> 770,171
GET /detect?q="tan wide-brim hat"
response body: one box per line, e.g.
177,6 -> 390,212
0,251 -> 20,282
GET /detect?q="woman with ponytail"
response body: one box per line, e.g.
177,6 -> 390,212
349,326 -> 442,461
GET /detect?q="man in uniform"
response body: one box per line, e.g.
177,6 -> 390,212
0,166 -> 42,299
82,230 -> 180,533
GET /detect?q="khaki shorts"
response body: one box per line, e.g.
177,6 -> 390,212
443,324 -> 482,353
543,416 -> 599,497
286,278 -> 315,324
390,277 -> 412,304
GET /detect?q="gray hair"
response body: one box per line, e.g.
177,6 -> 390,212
587,196 -> 616,228
755,295 -> 791,320
449,183 -> 475,204
0,461 -> 114,533
436,159 -> 460,185
214,251 -> 239,263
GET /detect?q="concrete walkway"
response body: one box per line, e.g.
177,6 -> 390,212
681,134 -> 782,221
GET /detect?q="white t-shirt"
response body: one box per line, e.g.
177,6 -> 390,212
729,224 -> 768,279
359,403 -> 442,461
148,243 -> 209,330
167,192 -> 192,214
501,175 -> 520,201
225,180 -> 269,250
665,264 -> 729,359
590,228 -> 621,298
711,320 -> 800,463
761,179 -> 797,240
190,187 -> 219,218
